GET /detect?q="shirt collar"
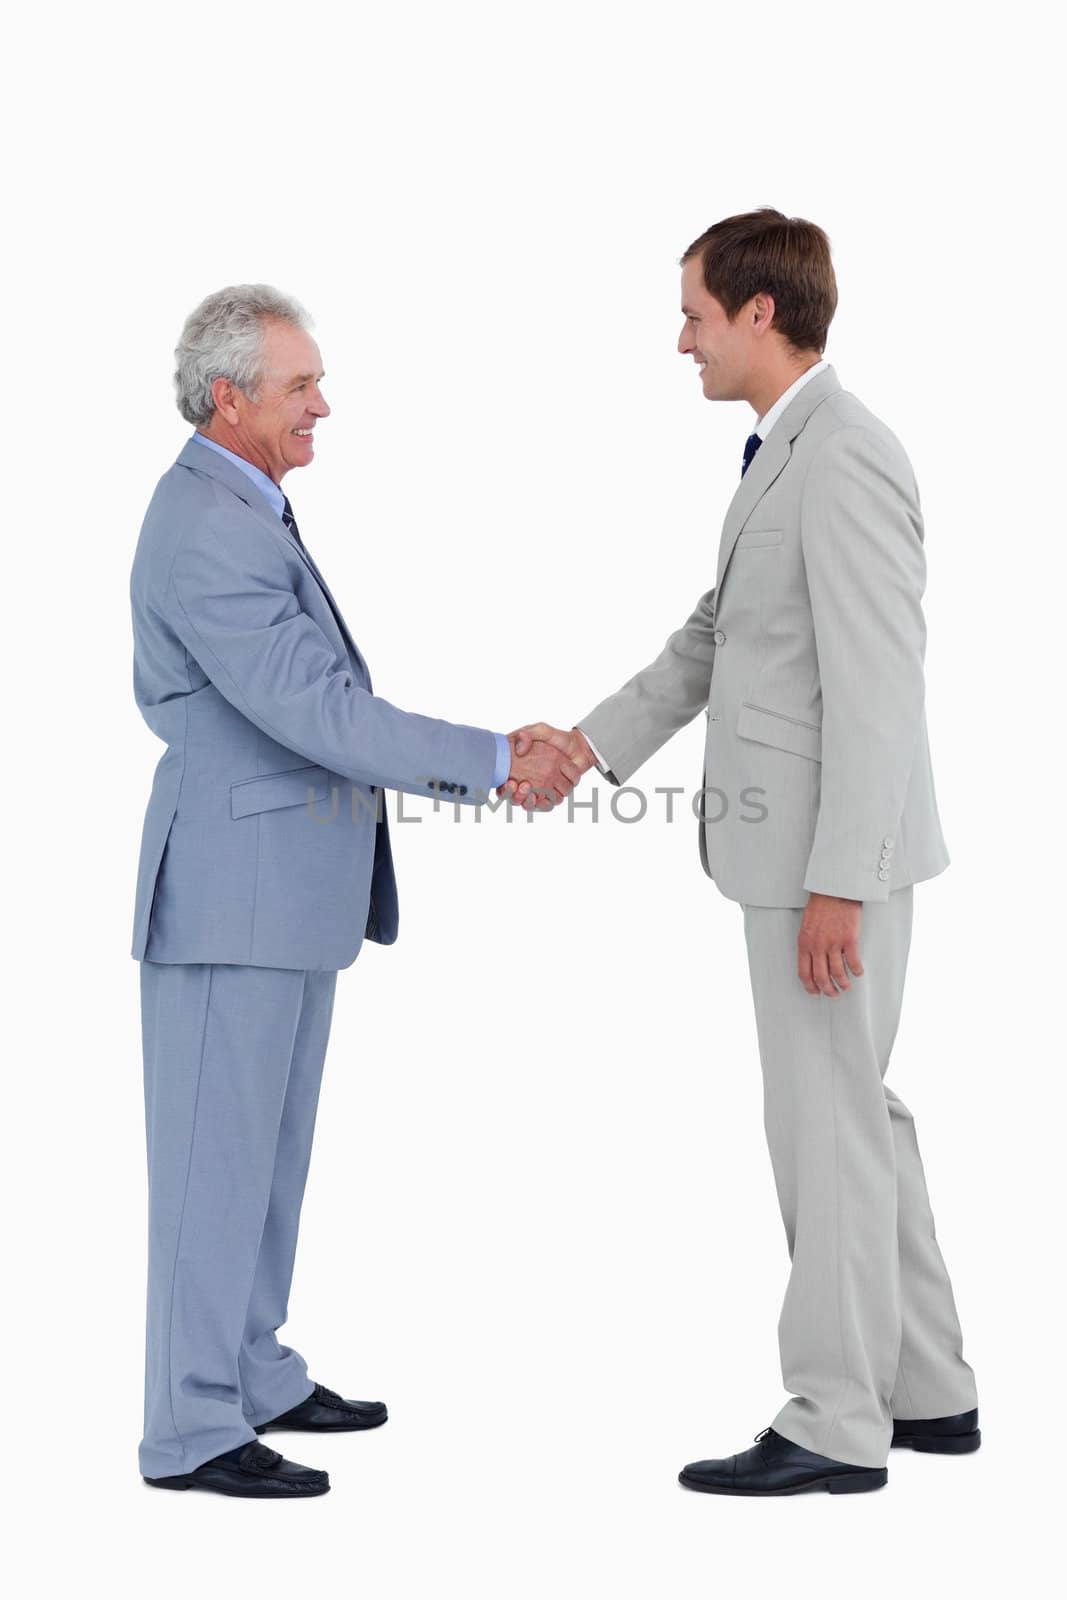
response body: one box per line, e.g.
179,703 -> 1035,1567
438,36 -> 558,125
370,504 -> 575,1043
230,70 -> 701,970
754,358 -> 828,442
192,432 -> 286,518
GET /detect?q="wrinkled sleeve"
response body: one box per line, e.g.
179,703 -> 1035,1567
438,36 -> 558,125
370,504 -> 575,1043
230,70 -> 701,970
800,426 -> 927,900
166,514 -> 498,801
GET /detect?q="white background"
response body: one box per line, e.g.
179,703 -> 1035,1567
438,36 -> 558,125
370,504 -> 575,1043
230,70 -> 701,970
3,1 -> 1061,1594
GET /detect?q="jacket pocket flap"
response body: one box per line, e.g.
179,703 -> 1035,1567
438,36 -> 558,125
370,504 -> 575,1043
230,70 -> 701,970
737,702 -> 822,762
231,764 -> 332,819
736,527 -> 784,548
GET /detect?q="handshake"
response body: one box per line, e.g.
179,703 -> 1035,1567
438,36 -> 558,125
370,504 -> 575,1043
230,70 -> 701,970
497,724 -> 599,810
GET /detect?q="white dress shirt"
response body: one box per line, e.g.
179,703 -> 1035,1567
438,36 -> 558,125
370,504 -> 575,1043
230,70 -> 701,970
753,358 -> 827,441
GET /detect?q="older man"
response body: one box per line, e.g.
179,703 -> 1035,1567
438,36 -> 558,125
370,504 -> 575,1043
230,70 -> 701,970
130,285 -> 576,1498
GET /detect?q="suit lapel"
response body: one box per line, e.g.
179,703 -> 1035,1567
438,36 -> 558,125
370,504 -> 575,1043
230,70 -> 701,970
288,541 -> 373,689
177,438 -> 371,685
714,365 -> 843,591
715,426 -> 792,587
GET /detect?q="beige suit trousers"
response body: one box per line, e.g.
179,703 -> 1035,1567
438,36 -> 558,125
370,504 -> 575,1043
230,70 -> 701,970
741,887 -> 978,1467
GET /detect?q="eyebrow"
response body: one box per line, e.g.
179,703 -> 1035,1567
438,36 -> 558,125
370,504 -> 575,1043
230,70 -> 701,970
289,371 -> 326,385
681,306 -> 700,318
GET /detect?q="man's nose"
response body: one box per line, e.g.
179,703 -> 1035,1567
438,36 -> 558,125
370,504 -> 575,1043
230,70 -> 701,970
678,325 -> 692,355
311,386 -> 331,417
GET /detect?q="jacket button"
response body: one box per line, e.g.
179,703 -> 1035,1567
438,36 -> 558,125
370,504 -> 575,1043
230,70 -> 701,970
877,868 -> 890,880
883,836 -> 894,848
713,630 -> 727,646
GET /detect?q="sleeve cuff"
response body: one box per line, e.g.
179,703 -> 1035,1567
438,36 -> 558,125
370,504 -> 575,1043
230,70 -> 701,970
492,732 -> 511,790
577,725 -> 609,774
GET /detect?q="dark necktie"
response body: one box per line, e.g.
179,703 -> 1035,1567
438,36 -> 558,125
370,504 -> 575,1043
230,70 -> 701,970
742,432 -> 762,478
281,494 -> 303,547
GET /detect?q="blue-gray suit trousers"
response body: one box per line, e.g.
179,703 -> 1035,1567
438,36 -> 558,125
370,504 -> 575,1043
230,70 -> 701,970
138,958 -> 337,1479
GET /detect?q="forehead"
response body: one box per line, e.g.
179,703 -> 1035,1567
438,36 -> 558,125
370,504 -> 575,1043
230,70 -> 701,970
261,318 -> 323,380
680,255 -> 713,308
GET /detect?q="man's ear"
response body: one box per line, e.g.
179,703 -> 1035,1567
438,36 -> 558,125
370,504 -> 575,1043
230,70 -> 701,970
210,375 -> 241,425
750,292 -> 777,337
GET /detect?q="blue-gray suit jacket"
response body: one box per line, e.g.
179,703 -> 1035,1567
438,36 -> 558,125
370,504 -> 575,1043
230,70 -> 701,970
130,437 -> 498,970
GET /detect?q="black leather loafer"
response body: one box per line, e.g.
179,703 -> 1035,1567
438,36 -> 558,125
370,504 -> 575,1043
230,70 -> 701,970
891,1408 -> 980,1453
144,1440 -> 329,1497
255,1380 -> 388,1434
679,1427 -> 888,1496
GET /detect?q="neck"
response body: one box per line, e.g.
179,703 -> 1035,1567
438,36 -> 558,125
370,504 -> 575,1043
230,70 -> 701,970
198,420 -> 284,484
747,354 -> 822,423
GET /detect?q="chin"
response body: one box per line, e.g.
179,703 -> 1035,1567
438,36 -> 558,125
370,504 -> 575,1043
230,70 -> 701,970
703,377 -> 737,403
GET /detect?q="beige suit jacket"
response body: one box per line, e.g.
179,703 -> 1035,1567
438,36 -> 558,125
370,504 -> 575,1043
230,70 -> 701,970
579,366 -> 949,906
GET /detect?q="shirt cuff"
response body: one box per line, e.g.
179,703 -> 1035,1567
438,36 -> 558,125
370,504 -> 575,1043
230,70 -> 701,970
492,732 -> 512,789
577,725 -> 609,774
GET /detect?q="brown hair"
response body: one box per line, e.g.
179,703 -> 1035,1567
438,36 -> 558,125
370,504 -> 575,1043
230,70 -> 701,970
681,209 -> 837,353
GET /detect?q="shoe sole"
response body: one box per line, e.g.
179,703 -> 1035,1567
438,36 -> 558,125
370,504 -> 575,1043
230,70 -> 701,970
144,1475 -> 330,1498
891,1430 -> 981,1454
678,1469 -> 888,1496
255,1414 -> 388,1435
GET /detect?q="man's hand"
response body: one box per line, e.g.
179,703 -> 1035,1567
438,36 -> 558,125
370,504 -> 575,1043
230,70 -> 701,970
501,731 -> 583,810
502,723 -> 597,807
797,893 -> 864,997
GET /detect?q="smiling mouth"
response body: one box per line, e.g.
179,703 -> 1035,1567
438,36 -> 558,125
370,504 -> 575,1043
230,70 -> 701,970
293,428 -> 314,437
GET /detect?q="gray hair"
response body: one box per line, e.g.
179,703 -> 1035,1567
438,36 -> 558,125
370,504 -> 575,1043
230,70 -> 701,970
173,283 -> 312,425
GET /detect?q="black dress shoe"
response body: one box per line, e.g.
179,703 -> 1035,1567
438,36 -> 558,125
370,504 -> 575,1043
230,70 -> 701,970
144,1440 -> 329,1498
679,1427 -> 887,1496
255,1380 -> 388,1434
891,1407 -> 980,1453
